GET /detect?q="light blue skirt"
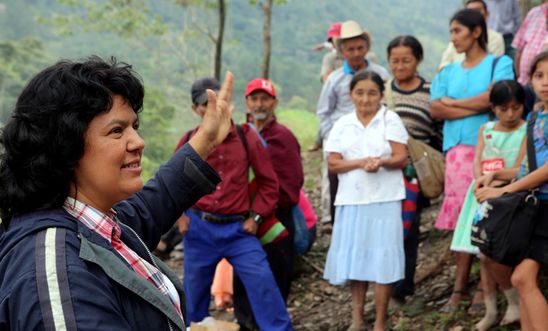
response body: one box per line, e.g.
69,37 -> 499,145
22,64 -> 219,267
323,201 -> 405,285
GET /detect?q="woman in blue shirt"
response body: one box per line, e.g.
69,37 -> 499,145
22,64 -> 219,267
430,8 -> 514,312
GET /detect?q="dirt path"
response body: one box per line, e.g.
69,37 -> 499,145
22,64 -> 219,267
165,149 -> 545,330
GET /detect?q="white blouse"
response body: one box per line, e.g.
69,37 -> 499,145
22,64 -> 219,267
324,106 -> 408,206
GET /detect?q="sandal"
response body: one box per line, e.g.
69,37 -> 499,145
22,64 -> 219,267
467,288 -> 485,315
440,289 -> 466,314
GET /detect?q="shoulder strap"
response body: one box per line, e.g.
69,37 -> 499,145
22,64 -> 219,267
384,79 -> 395,111
527,111 -> 538,172
490,56 -> 501,82
235,124 -> 248,156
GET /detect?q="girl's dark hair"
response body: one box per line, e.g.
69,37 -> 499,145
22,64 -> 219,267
0,56 -> 144,224
387,35 -> 424,62
529,50 -> 548,78
450,8 -> 488,51
489,80 -> 525,107
349,70 -> 385,93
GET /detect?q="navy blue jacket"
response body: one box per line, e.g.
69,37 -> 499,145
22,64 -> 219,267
0,144 -> 220,331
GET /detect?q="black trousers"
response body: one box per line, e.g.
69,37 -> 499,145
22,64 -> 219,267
328,171 -> 339,224
233,209 -> 295,330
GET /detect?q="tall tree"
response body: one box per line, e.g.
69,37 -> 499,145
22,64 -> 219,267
215,0 -> 226,80
249,0 -> 286,79
181,0 -> 226,79
260,0 -> 273,79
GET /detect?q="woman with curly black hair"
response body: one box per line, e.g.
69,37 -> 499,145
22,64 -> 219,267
0,56 -> 234,331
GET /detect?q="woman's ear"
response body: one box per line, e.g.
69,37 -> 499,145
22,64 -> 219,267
472,26 -> 483,41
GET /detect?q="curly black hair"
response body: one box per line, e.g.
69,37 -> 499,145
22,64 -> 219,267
0,56 -> 144,224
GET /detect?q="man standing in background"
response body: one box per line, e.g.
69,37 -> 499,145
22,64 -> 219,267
485,0 -> 521,58
316,20 -> 389,225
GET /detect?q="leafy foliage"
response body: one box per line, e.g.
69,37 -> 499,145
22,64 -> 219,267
0,37 -> 53,122
1,0 -> 464,169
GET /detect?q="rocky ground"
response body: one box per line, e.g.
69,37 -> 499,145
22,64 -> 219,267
165,148 -> 546,331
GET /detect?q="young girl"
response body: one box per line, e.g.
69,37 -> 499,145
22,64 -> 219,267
451,80 -> 526,331
475,51 -> 548,331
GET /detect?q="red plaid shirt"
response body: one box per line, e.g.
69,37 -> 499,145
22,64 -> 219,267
63,197 -> 183,319
512,3 -> 548,84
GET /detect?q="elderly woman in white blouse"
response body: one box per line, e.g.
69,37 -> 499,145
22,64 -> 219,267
323,70 -> 408,331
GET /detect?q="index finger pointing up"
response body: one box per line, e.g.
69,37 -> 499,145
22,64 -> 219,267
217,71 -> 234,104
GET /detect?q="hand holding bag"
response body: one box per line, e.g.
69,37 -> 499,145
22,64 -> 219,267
470,111 -> 539,266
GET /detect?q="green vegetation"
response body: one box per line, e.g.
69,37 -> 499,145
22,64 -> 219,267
277,109 -> 319,150
1,0 -> 463,175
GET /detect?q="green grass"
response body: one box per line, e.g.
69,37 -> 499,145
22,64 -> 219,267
276,108 -> 319,150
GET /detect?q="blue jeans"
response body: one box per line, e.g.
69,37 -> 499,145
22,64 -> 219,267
183,209 -> 293,331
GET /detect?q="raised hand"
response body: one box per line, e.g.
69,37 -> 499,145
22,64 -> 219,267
189,72 -> 234,159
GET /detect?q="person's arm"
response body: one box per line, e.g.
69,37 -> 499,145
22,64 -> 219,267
317,76 -> 337,139
320,52 -> 335,83
430,99 -> 478,120
475,159 -> 548,202
473,126 -> 486,179
116,143 -> 221,248
441,91 -> 491,111
369,141 -> 407,171
267,129 -> 303,208
328,152 -> 366,174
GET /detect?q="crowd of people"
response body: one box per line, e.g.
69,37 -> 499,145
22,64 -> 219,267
0,1 -> 546,331
315,1 -> 547,331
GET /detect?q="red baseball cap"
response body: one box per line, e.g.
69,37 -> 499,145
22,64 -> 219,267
245,78 -> 276,98
326,22 -> 341,41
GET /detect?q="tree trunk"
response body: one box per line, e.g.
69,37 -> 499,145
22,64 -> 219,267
260,0 -> 272,79
214,0 -> 226,80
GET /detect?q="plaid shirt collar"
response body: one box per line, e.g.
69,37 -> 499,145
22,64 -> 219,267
63,197 -> 121,244
62,197 -> 184,321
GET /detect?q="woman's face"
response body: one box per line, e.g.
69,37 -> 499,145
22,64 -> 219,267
73,95 -> 145,212
350,79 -> 382,116
388,46 -> 419,83
450,20 -> 480,54
531,59 -> 548,103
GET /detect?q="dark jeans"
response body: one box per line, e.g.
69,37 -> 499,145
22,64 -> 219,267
392,193 -> 429,299
328,171 -> 339,224
503,33 -> 516,60
233,209 -> 295,330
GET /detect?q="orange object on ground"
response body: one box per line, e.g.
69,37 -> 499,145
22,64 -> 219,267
211,258 -> 233,309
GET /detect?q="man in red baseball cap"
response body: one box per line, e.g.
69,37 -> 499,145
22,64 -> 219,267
234,78 -> 304,331
171,77 -> 294,331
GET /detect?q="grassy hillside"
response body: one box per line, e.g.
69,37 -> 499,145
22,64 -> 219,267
276,109 -> 319,150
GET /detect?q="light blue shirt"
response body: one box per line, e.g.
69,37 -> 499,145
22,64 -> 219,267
485,0 -> 521,35
431,54 -> 514,152
317,60 -> 390,140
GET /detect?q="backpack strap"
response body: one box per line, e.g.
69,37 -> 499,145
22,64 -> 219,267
490,56 -> 501,82
526,111 -> 538,172
384,79 -> 395,111
235,124 -> 248,155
